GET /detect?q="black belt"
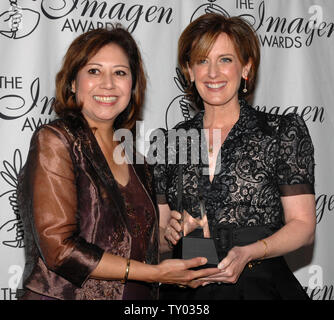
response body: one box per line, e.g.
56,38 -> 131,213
213,225 -> 275,261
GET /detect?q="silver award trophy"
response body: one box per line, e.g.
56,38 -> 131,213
173,194 -> 219,269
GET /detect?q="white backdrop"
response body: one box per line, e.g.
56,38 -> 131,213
0,0 -> 333,300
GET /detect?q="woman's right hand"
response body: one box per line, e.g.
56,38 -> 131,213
164,210 -> 204,245
164,210 -> 182,245
155,257 -> 221,288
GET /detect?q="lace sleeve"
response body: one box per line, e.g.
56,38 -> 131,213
148,128 -> 168,204
277,113 -> 315,196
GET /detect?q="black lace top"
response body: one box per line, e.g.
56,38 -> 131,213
151,100 -> 315,233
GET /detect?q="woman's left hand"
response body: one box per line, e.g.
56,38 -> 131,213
199,246 -> 251,284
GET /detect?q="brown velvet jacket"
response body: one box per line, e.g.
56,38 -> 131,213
18,112 -> 159,300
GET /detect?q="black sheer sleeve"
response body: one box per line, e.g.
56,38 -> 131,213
148,128 -> 168,204
277,113 -> 315,196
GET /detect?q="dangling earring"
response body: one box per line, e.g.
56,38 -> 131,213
242,77 -> 248,93
70,88 -> 76,102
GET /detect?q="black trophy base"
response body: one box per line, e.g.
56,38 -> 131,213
173,236 -> 219,269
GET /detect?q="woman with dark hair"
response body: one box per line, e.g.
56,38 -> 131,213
18,26 -> 219,300
154,13 -> 316,300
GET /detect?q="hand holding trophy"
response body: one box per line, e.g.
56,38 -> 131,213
164,165 -> 222,269
172,207 -> 219,269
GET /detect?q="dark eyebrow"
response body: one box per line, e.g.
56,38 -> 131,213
113,64 -> 130,69
86,63 -> 102,66
86,63 -> 130,69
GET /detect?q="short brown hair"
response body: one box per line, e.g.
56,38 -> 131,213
178,13 -> 260,109
53,26 -> 146,130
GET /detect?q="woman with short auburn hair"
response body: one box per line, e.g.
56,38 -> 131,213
154,14 -> 316,300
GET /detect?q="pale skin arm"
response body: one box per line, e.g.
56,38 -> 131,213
165,194 -> 316,284
201,194 -> 316,283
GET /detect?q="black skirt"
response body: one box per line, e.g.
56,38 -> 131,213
159,256 -> 309,300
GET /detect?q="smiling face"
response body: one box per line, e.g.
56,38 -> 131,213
71,43 -> 132,128
188,32 -> 251,111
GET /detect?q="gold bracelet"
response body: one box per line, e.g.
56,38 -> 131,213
121,259 -> 131,284
258,239 -> 268,259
